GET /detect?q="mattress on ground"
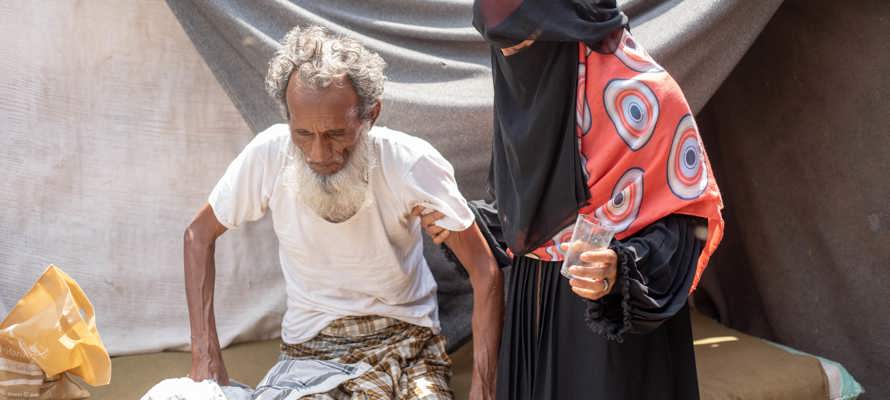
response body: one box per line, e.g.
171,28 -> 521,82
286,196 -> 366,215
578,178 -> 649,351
87,311 -> 855,400
86,340 -> 473,400
691,311 -> 827,399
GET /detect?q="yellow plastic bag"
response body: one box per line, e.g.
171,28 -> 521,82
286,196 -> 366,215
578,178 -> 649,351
1,265 -> 111,399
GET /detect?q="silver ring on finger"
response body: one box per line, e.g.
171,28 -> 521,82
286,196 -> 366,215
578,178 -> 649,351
600,278 -> 610,293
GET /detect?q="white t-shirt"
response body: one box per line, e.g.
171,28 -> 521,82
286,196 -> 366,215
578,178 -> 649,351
208,124 -> 474,344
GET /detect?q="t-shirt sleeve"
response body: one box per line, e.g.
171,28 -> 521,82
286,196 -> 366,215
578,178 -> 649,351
402,151 -> 475,232
207,134 -> 277,229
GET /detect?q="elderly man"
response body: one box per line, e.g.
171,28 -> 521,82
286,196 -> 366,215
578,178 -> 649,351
183,26 -> 503,399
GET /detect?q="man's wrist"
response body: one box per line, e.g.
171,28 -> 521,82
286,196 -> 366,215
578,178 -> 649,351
190,335 -> 221,355
471,369 -> 497,397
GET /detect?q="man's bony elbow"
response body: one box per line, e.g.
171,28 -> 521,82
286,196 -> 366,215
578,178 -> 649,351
183,223 -> 212,249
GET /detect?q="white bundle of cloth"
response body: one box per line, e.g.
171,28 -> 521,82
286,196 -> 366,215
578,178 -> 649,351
141,358 -> 372,400
141,378 -> 247,400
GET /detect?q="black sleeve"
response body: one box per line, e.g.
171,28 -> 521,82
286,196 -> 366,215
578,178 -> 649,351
584,214 -> 705,342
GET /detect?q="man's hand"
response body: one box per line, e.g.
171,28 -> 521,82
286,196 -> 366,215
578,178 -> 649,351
560,243 -> 618,301
189,347 -> 229,385
410,206 -> 450,244
469,369 -> 496,400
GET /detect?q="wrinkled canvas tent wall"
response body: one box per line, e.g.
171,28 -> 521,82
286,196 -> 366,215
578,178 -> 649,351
0,0 -> 284,354
694,0 -> 890,397
164,0 -> 783,200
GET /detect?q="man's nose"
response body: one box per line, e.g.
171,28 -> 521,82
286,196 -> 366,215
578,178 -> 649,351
307,136 -> 331,164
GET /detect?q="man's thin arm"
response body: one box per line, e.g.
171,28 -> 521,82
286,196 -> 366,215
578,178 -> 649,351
183,203 -> 229,384
444,222 -> 504,398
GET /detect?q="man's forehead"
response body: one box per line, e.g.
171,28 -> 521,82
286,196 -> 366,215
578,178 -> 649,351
286,79 -> 359,118
287,76 -> 356,101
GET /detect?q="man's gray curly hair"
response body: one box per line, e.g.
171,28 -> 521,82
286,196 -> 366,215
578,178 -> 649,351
265,26 -> 386,120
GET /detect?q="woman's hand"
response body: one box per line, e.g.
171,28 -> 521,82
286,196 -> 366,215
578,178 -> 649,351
501,39 -> 535,56
560,243 -> 618,301
410,206 -> 451,244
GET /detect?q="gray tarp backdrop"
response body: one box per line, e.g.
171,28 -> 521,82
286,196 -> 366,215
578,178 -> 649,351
1,0 -> 886,398
694,1 -> 890,398
164,0 -> 783,200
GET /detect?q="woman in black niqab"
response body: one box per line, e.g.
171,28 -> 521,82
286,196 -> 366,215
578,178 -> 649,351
473,1 -> 708,399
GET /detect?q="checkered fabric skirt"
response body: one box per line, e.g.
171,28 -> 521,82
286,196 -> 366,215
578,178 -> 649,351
276,315 -> 453,400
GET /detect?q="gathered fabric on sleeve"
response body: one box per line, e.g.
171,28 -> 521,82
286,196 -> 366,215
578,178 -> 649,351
584,214 -> 704,341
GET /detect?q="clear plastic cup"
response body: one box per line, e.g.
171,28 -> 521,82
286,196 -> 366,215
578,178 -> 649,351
560,214 -> 616,279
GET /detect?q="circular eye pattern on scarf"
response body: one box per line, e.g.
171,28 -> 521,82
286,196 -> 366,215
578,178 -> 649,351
538,239 -> 558,260
577,64 -> 593,137
668,115 -> 709,200
545,228 -> 575,260
604,79 -> 659,150
614,32 -> 664,73
596,168 -> 644,232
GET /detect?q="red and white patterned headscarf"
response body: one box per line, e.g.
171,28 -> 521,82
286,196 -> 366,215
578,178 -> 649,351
529,31 -> 724,292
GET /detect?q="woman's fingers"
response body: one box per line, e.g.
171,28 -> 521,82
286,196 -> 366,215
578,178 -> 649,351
568,265 -> 611,280
571,286 -> 606,301
501,38 -> 536,56
422,211 -> 446,227
579,249 -> 616,264
426,224 -> 445,235
408,206 -> 453,244
569,277 -> 608,292
433,229 -> 450,245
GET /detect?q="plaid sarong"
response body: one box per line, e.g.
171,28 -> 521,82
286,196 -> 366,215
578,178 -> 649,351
268,315 -> 453,400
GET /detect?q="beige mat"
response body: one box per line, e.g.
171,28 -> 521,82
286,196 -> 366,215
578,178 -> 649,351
87,340 -> 472,400
691,311 -> 828,400
87,311 -> 826,399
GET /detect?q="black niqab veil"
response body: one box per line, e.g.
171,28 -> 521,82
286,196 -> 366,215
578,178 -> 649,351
473,0 -> 627,254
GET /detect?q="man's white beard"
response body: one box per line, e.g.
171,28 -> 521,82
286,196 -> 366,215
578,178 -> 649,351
291,133 -> 373,223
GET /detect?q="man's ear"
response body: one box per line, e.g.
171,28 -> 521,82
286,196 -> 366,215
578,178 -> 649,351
367,101 -> 382,126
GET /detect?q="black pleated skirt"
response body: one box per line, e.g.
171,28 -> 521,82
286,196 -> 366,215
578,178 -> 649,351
496,256 -> 700,400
